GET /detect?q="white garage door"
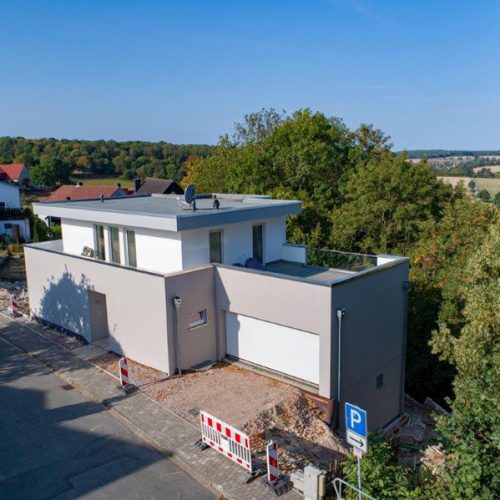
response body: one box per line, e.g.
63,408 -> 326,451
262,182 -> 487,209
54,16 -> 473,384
225,312 -> 319,385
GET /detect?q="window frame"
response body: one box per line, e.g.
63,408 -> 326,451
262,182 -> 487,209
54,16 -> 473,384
209,229 -> 223,264
252,223 -> 265,264
126,229 -> 137,267
109,226 -> 121,264
94,224 -> 106,260
188,309 -> 208,330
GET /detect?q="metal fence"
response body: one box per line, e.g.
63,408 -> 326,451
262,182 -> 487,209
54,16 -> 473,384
332,477 -> 376,500
306,247 -> 377,272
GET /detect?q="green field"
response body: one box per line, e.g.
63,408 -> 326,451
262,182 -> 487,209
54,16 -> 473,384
70,176 -> 135,188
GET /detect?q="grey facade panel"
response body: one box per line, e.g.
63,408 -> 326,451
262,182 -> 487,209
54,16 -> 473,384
331,261 -> 409,431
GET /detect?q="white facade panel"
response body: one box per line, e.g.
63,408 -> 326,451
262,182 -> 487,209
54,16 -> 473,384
135,228 -> 182,274
61,219 -> 95,256
181,217 -> 287,269
225,312 -> 320,384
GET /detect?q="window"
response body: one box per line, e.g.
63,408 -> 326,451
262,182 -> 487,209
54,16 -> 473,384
4,223 -> 12,229
95,225 -> 105,260
0,202 -> 5,209
252,224 -> 264,263
376,373 -> 384,389
109,226 -> 120,264
126,230 -> 137,267
209,230 -> 223,263
188,309 -> 208,330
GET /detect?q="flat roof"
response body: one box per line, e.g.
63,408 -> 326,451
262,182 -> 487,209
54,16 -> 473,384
264,260 -> 353,284
33,194 -> 302,232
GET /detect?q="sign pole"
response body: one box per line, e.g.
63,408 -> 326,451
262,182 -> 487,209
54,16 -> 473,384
357,455 -> 362,500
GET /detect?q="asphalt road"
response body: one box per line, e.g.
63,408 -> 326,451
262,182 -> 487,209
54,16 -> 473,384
0,334 -> 215,500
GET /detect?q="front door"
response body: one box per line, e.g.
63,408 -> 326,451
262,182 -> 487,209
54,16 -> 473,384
88,291 -> 109,342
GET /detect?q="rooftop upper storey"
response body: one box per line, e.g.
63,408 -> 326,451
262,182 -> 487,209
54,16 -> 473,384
34,193 -> 301,231
31,192 -> 407,284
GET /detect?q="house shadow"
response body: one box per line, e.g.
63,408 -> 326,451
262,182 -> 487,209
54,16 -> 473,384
36,268 -> 93,340
0,341 -> 191,500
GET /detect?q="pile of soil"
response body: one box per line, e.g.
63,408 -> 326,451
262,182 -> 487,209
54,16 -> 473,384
244,393 -> 348,472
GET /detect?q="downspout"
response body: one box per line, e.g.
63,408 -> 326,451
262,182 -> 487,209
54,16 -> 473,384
336,307 -> 346,428
172,296 -> 182,376
400,281 -> 410,413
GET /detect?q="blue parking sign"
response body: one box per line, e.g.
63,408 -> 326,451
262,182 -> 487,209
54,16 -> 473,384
345,402 -> 367,438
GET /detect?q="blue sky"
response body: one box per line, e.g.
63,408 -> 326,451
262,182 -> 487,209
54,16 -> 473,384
1,0 -> 499,149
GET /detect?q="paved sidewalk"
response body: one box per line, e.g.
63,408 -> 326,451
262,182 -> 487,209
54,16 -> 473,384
0,314 -> 300,500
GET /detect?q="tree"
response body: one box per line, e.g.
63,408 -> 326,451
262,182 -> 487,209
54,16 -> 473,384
477,189 -> 491,202
495,192 -> 500,208
431,223 -> 500,498
30,157 -> 71,187
408,195 -> 497,400
468,180 -> 476,192
329,153 -> 454,256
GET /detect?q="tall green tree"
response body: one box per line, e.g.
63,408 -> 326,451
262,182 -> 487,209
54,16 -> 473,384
329,152 -> 454,256
431,223 -> 500,498
30,157 -> 72,187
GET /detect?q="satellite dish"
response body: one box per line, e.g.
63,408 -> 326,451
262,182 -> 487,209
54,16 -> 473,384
185,184 -> 195,204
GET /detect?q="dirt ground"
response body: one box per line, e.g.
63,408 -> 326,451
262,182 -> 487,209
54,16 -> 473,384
90,352 -> 349,472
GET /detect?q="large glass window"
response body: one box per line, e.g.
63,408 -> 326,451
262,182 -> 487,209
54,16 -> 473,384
109,226 -> 120,264
252,224 -> 264,263
126,230 -> 137,267
209,230 -> 222,263
95,224 -> 105,260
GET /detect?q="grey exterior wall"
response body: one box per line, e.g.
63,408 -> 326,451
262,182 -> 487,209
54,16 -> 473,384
332,261 -> 409,431
164,266 -> 217,372
25,241 -> 171,374
214,266 -> 333,397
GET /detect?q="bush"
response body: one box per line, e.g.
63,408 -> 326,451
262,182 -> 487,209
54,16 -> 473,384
7,243 -> 24,255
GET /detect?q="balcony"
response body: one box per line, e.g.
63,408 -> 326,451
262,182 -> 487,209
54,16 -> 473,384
0,207 -> 30,221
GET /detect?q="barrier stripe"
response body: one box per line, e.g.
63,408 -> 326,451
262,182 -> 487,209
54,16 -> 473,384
199,410 -> 252,472
119,357 -> 129,386
266,440 -> 279,483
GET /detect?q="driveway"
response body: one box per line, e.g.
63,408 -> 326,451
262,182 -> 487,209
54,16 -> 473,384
0,334 -> 215,499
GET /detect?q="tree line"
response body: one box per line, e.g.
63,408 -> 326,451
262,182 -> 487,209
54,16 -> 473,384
184,108 -> 499,498
0,136 -> 215,186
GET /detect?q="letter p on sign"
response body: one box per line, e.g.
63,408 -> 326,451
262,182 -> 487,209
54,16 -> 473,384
345,402 -> 367,438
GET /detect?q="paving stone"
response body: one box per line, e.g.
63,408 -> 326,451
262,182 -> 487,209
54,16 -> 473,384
0,314 -> 301,499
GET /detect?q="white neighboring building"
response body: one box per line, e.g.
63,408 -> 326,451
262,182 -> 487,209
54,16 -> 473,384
0,181 -> 30,241
26,193 -> 409,431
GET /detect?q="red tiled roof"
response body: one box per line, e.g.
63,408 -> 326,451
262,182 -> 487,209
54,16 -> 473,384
0,164 -> 27,181
42,185 -> 124,202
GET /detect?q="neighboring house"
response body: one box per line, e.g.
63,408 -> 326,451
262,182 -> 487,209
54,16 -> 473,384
35,183 -> 127,225
0,163 -> 30,186
25,193 -> 409,431
0,181 -> 31,241
135,177 -> 184,195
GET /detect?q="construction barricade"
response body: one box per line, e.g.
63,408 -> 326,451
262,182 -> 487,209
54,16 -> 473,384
8,294 -> 19,317
199,410 -> 253,472
119,357 -> 129,387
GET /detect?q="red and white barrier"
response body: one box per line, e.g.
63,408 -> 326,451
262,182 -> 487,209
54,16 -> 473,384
199,410 -> 253,472
8,294 -> 19,317
266,440 -> 279,483
119,357 -> 129,387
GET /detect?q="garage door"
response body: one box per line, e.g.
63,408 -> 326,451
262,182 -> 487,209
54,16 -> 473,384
225,312 -> 319,385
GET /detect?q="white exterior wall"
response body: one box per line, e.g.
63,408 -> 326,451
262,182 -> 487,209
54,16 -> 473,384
181,217 -> 287,268
134,228 -> 182,273
61,219 -> 95,255
0,183 -> 21,208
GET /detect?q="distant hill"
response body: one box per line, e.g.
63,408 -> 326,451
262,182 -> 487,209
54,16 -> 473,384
404,150 -> 500,159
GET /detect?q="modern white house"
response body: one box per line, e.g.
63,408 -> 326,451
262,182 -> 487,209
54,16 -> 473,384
26,193 -> 409,431
0,181 -> 31,241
